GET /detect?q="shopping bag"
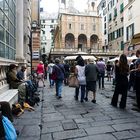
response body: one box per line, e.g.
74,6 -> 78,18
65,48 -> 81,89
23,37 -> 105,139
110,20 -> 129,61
2,116 -> 17,140
68,75 -> 79,88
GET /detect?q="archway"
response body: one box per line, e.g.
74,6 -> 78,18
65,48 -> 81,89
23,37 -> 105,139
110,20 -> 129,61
90,34 -> 99,50
78,34 -> 87,51
65,33 -> 75,48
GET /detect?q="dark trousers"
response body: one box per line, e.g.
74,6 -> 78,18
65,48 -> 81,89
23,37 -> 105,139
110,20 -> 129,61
111,83 -> 128,108
135,77 -> 140,109
75,85 -> 86,101
0,102 -> 13,138
98,72 -> 105,89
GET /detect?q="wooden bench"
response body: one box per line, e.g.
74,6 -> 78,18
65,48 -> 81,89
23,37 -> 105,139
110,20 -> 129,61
0,89 -> 18,107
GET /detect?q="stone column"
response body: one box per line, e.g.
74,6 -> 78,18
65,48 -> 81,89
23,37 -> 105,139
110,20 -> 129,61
75,38 -> 78,50
15,0 -> 24,62
87,38 -> 90,49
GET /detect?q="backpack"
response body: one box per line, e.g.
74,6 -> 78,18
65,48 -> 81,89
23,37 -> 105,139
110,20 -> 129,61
48,65 -> 53,74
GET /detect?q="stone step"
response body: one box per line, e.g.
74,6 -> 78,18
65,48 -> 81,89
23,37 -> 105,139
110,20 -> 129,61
0,89 -> 18,107
0,84 -> 9,95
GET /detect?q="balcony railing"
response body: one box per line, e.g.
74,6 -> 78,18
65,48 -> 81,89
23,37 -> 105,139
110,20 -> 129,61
51,48 -> 123,56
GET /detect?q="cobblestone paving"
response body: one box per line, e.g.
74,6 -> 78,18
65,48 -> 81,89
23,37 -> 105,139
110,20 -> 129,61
15,79 -> 140,140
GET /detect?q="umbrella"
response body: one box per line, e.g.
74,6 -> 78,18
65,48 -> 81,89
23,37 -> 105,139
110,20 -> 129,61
64,55 -> 96,60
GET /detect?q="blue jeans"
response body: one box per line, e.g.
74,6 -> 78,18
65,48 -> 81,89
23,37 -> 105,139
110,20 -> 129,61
25,80 -> 36,92
49,74 -> 54,87
55,80 -> 63,97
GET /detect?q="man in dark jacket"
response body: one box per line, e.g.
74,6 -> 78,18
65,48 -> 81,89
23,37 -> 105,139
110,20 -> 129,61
53,58 -> 65,99
85,59 -> 99,103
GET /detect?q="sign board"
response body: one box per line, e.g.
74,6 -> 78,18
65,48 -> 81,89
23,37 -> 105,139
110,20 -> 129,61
32,51 -> 39,59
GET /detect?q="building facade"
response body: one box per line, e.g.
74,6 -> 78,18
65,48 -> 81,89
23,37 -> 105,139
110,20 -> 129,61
123,0 -> 140,56
97,0 -> 108,51
0,0 -> 32,91
31,0 -> 40,69
40,13 -> 58,57
51,0 -> 106,59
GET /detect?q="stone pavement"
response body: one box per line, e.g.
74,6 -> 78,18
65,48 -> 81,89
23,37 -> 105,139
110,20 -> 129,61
15,79 -> 140,140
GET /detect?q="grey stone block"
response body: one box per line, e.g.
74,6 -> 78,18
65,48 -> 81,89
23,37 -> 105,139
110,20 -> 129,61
73,134 -> 117,140
112,130 -> 135,140
20,125 -> 40,137
85,125 -> 115,135
112,123 -> 140,131
53,129 -> 87,140
41,133 -> 53,140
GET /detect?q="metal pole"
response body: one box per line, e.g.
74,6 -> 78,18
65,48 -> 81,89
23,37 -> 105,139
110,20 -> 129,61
30,31 -> 33,76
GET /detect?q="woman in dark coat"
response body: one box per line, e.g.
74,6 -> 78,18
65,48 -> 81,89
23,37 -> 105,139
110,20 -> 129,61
111,54 -> 129,109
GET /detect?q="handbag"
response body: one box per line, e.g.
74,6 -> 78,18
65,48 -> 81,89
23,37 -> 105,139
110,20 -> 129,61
2,116 -> 17,140
68,75 -> 79,88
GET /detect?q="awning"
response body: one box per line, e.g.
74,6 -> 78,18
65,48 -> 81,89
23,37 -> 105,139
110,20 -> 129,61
64,55 -> 96,61
131,33 -> 140,45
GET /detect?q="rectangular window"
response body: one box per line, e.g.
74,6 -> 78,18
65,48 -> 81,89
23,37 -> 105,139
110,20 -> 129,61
109,13 -> 112,21
114,8 -> 117,18
69,24 -> 71,29
51,19 -> 54,23
104,23 -> 106,29
128,6 -> 132,20
120,41 -> 124,50
126,23 -> 134,41
50,25 -> 53,28
81,24 -> 84,30
93,25 -> 96,31
104,16 -> 106,22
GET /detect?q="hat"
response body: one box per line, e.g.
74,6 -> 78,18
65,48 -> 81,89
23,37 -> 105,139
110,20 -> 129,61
9,64 -> 17,70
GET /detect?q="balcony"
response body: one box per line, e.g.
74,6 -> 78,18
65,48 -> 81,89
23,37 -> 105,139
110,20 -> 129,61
51,48 -> 122,56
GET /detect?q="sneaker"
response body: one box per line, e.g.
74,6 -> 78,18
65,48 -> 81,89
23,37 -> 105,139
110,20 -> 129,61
91,99 -> 96,103
58,96 -> 62,99
131,107 -> 140,112
80,100 -> 84,103
84,98 -> 88,101
74,96 -> 78,101
133,103 -> 138,107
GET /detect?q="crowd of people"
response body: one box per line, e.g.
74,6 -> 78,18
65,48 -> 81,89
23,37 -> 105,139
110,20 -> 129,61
1,49 -> 140,139
46,50 -> 140,113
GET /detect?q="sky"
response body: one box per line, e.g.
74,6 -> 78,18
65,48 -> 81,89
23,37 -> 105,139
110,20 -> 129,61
40,0 -> 90,13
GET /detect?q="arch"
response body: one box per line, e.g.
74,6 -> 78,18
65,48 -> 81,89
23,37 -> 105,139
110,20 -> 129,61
78,34 -> 87,51
90,34 -> 99,50
65,33 -> 75,48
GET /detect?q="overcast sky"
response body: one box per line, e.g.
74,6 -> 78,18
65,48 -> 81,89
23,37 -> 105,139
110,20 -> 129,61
40,0 -> 93,13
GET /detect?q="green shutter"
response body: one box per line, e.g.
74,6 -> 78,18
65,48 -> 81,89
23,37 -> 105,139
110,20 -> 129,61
120,3 -> 124,13
114,8 -> 117,17
120,41 -> 124,50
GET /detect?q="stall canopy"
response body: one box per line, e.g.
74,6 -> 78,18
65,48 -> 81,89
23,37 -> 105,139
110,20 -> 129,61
131,33 -> 140,45
64,55 -> 97,60
108,56 -> 137,62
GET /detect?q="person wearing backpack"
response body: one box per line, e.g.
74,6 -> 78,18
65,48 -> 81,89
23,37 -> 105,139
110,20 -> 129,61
52,58 -> 65,98
48,60 -> 55,88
